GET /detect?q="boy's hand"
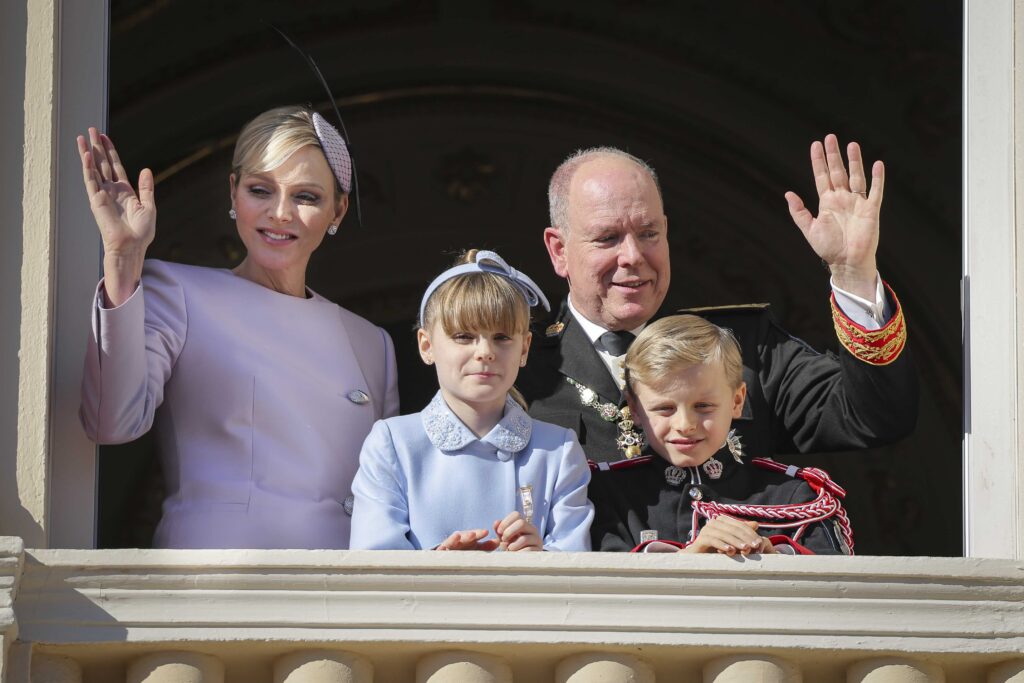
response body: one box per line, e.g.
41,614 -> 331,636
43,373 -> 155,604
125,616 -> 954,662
436,529 -> 500,551
494,511 -> 543,552
678,515 -> 775,555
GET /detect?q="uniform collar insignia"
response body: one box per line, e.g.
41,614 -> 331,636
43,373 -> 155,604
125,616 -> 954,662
422,392 -> 532,455
664,465 -> 689,486
659,444 -> 741,485
545,321 -> 565,337
701,445 -> 743,479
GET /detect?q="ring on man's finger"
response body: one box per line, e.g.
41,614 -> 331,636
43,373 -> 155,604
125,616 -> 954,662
851,190 -> 868,197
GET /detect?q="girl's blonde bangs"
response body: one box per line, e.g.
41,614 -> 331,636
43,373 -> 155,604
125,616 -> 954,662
425,273 -> 530,335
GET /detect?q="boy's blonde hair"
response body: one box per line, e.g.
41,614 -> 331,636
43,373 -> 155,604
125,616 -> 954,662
231,105 -> 343,200
420,249 -> 532,408
624,314 -> 744,393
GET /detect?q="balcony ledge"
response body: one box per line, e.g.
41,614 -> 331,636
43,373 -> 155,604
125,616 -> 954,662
6,546 -> 1023,659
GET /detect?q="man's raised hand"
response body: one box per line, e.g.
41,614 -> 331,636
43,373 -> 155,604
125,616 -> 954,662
785,134 -> 884,300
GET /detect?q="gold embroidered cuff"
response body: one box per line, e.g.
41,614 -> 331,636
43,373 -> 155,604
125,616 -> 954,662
831,282 -> 907,366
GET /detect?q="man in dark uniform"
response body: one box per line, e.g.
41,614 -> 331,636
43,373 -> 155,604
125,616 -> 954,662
517,138 -> 917,471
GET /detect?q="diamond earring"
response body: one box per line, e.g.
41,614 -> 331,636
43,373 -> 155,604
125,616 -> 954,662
228,208 -> 237,220
327,224 -> 338,236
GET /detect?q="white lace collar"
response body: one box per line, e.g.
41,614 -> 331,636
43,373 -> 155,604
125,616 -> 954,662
422,392 -> 532,455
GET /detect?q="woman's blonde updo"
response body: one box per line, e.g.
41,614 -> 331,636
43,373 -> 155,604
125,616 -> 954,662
231,105 -> 343,200
624,314 -> 744,394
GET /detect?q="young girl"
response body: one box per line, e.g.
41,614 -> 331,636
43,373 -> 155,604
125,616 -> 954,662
350,250 -> 594,551
590,314 -> 854,555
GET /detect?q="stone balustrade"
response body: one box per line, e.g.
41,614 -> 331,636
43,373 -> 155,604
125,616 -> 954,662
0,538 -> 23,683
1,539 -> 1022,682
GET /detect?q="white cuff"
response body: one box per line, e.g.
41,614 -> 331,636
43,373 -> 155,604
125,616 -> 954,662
830,274 -> 891,330
642,541 -> 682,553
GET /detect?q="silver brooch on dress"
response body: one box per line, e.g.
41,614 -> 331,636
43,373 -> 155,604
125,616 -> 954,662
519,485 -> 535,524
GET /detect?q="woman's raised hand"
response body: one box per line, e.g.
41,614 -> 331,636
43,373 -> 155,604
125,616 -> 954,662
77,128 -> 156,306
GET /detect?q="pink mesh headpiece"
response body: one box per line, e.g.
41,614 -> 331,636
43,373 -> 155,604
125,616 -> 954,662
312,112 -> 352,193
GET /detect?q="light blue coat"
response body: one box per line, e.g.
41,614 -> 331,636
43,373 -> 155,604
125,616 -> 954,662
350,392 -> 594,551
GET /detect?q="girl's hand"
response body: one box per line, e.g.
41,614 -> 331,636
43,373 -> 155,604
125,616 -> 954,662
678,515 -> 772,555
77,128 -> 156,306
436,529 -> 500,551
494,511 -> 543,552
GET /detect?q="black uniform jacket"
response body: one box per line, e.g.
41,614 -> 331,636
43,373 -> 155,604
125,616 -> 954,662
517,297 -> 918,464
589,447 -> 850,554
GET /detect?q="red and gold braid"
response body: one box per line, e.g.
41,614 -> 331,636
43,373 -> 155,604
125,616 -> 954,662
831,281 -> 907,366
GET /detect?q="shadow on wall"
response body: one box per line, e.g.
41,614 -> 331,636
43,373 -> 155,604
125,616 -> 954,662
0,0 -> 39,545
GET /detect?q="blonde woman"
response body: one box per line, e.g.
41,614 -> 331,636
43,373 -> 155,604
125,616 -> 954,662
79,106 -> 399,549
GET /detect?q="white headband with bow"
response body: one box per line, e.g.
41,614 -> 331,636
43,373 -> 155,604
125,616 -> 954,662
418,250 -> 551,327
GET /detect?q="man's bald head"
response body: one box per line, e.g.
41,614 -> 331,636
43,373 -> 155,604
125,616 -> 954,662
542,148 -> 670,330
548,147 -> 662,233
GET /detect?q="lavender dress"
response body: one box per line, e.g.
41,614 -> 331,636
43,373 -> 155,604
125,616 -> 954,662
81,259 -> 399,548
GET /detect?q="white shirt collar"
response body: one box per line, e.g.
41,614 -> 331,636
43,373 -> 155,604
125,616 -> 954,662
566,298 -> 647,350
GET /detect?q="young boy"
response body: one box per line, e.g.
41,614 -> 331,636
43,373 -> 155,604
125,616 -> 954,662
588,315 -> 853,555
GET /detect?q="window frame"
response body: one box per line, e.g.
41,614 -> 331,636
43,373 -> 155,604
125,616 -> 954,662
40,0 -> 1022,557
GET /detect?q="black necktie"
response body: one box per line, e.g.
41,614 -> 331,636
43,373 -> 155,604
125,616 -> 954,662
599,330 -> 635,356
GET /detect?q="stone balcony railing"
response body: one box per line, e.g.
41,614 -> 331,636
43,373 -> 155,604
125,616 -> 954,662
1,535 -> 1023,683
